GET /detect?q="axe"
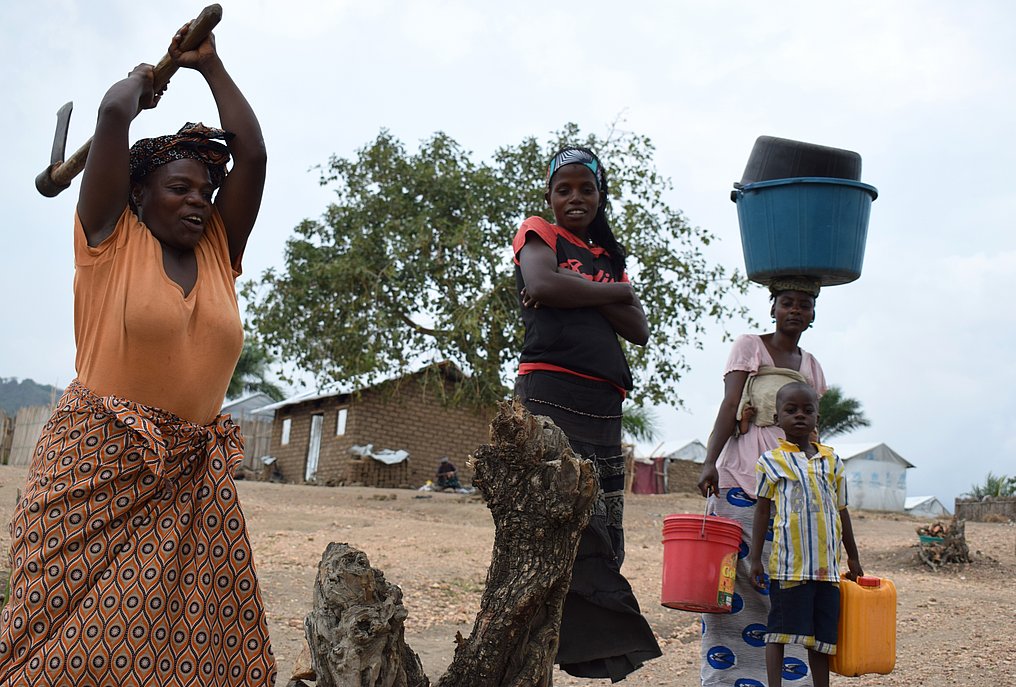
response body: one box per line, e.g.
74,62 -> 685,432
35,4 -> 223,198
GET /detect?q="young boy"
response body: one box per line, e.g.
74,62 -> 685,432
748,382 -> 863,687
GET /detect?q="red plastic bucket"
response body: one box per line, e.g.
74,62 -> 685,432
661,513 -> 742,613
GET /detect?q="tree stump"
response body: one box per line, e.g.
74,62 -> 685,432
437,400 -> 597,687
303,543 -> 430,687
299,400 -> 597,687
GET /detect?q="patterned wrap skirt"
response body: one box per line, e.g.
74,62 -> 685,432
0,381 -> 276,686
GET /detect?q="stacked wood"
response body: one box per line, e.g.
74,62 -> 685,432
346,456 -> 412,489
294,399 -> 597,687
917,522 -> 947,540
916,519 -> 971,570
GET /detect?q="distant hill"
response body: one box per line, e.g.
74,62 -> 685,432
0,378 -> 62,416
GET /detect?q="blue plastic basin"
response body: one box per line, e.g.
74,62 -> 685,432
733,177 -> 878,286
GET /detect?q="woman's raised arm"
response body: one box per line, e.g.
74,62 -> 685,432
170,25 -> 266,266
77,65 -> 161,246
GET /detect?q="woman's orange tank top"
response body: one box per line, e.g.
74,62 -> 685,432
73,207 -> 243,425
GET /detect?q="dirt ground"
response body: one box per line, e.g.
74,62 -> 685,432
0,465 -> 1013,687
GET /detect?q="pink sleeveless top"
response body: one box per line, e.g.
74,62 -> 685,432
716,334 -> 827,494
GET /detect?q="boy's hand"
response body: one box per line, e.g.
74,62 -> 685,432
844,557 -> 863,581
748,559 -> 768,591
748,496 -> 772,590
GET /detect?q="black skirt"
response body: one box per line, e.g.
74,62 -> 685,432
515,372 -> 661,682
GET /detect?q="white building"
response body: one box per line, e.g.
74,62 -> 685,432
904,495 -> 951,519
221,391 -> 277,421
834,442 -> 914,512
659,439 -> 707,463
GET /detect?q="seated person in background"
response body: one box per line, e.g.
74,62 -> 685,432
436,456 -> 463,490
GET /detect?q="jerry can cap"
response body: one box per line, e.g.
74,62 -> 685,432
857,575 -> 881,587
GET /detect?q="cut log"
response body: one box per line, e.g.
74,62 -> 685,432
302,400 -> 597,687
304,543 -> 429,687
437,399 -> 597,687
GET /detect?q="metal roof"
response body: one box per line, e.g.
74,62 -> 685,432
254,360 -> 466,413
833,442 -> 915,469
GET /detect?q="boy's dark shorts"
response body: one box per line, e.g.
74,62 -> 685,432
765,580 -> 840,654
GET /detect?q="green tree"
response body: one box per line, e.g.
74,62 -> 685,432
243,124 -> 748,407
621,403 -> 659,444
818,385 -> 870,439
962,472 -> 1016,499
226,339 -> 286,402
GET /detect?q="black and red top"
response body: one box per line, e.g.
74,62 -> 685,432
512,216 -> 633,394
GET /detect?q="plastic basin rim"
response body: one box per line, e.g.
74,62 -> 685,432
736,177 -> 879,200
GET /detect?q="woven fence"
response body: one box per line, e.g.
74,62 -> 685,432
236,417 -> 274,472
954,496 -> 1016,522
667,459 -> 704,494
7,405 -> 55,467
0,412 -> 13,465
345,456 -> 412,489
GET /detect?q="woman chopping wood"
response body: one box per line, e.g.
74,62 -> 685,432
0,23 -> 275,685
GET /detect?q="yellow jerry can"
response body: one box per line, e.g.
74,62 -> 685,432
831,575 -> 897,676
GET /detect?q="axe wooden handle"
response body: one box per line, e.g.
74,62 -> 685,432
151,4 -> 222,91
36,4 -> 223,197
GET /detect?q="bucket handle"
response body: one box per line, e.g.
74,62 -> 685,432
701,495 -> 717,538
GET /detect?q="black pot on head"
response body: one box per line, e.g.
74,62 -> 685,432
737,135 -> 862,187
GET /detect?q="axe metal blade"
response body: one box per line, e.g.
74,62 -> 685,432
50,102 -> 73,166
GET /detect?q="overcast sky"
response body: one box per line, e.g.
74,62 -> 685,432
2,1 -> 1014,507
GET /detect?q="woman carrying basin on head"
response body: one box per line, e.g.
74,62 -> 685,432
696,277 -> 827,687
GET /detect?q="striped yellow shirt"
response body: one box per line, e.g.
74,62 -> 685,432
756,438 -> 847,581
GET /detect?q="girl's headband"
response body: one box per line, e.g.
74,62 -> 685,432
546,148 -> 606,194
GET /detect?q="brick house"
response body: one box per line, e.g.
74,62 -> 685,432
663,439 -> 708,494
258,363 -> 498,488
629,439 -> 707,494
